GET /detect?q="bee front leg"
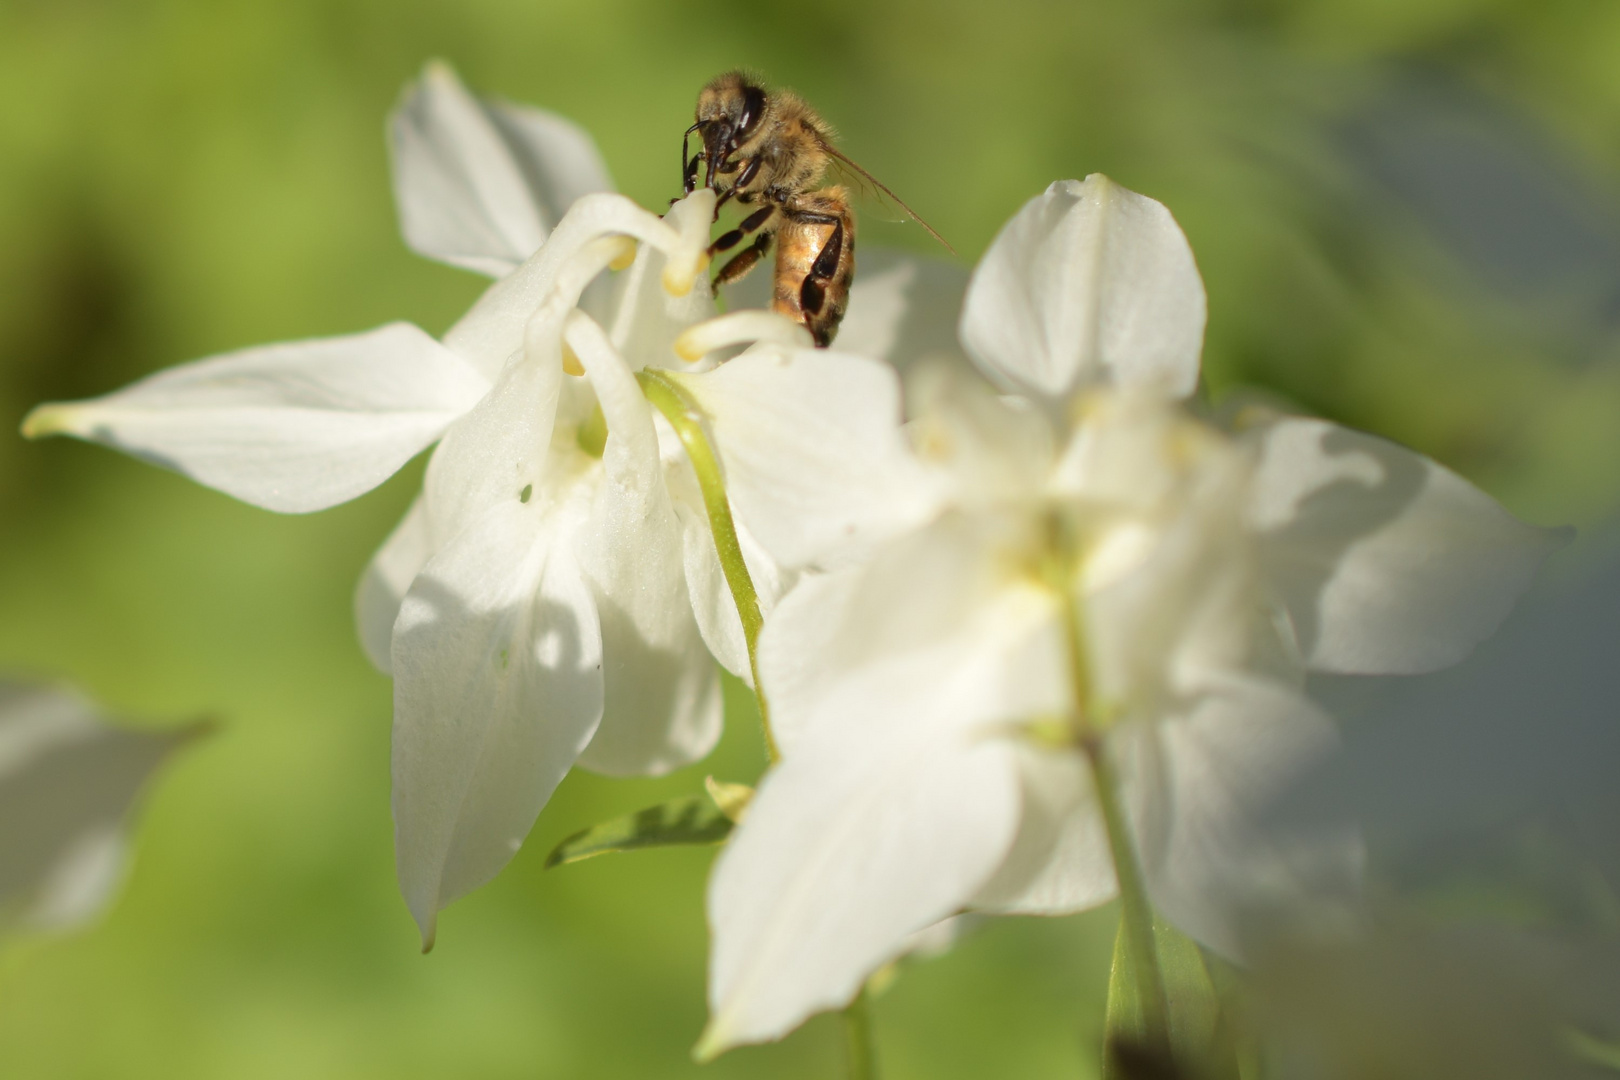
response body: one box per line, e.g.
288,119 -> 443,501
682,122 -> 705,195
682,150 -> 703,196
713,232 -> 773,289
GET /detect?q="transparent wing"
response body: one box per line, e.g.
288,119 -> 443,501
820,142 -> 955,255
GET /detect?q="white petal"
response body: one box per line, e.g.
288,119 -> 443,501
0,683 -> 198,934
423,293 -> 579,539
391,495 -> 603,947
702,615 -> 1035,1053
668,345 -> 944,569
1080,417 -> 1261,704
576,586 -> 719,776
483,97 -> 615,233
1120,674 -> 1359,960
706,566 -> 1064,1051
1248,417 -> 1563,674
905,362 -> 1057,506
752,568 -> 859,749
969,742 -> 1116,915
674,486 -> 790,686
757,512 -> 1028,754
389,61 -> 612,277
959,175 -> 1204,401
564,313 -> 720,775
354,496 -> 434,674
22,323 -> 490,513
704,733 -> 1018,1053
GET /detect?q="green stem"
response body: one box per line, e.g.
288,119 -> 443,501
1057,574 -> 1168,1048
643,367 -> 876,1079
843,987 -> 878,1080
1088,738 -> 1168,1043
637,369 -> 779,763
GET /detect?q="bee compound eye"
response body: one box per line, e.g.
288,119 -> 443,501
738,85 -> 768,138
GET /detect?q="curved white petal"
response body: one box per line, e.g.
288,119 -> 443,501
0,683 -> 199,934
424,291 -> 581,538
22,323 -> 489,514
390,61 -> 613,277
703,607 -> 1042,1054
354,496 -> 434,674
1248,417 -> 1563,675
564,313 -> 720,775
959,175 -> 1204,401
1120,674 -> 1358,960
441,193 -> 682,379
669,345 -> 944,569
969,742 -> 1115,915
390,495 -> 603,947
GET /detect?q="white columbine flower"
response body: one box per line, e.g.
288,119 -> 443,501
697,175 -> 1565,1052
20,64 -> 953,946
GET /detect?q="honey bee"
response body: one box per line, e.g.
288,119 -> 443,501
683,71 -> 949,347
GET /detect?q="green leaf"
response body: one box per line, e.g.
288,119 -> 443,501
544,795 -> 735,869
1103,915 -> 1240,1080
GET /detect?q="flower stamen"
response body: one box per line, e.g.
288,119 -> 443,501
661,189 -> 717,297
674,311 -> 814,362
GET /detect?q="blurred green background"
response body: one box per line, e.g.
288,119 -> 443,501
2,0 -> 1619,1077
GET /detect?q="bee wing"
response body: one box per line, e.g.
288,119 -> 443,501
820,142 -> 955,255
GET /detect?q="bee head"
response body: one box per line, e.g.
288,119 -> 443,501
695,72 -> 769,188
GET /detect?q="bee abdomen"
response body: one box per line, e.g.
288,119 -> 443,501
771,187 -> 854,347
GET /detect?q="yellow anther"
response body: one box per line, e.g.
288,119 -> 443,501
561,342 -> 585,377
661,249 -> 711,297
607,237 -> 638,271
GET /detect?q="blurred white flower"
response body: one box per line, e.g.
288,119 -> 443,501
698,175 -> 1564,1053
0,681 -> 203,935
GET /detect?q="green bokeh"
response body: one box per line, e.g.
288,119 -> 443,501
2,0 -> 1618,1076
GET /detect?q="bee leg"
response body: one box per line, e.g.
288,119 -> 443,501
682,150 -> 702,197
682,123 -> 703,195
790,215 -> 849,347
712,158 -> 761,217
707,206 -> 776,257
713,232 -> 773,289
795,218 -> 846,319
